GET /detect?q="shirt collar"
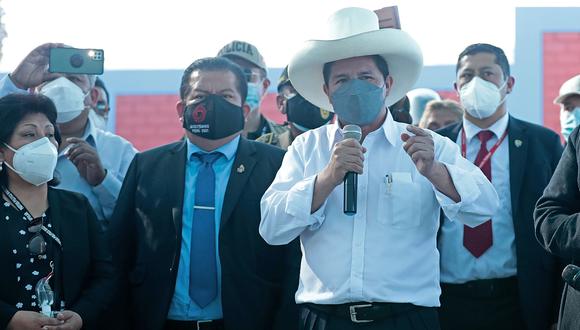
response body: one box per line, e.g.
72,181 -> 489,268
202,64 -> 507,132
186,135 -> 240,161
463,112 -> 509,141
326,110 -> 399,147
82,116 -> 98,147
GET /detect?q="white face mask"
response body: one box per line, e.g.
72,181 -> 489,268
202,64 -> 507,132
40,77 -> 88,124
560,107 -> 580,141
460,77 -> 507,119
3,137 -> 58,186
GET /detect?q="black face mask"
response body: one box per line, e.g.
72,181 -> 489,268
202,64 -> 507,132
286,94 -> 334,130
183,94 -> 244,140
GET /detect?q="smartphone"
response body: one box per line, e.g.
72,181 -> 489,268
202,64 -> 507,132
375,6 -> 401,29
49,47 -> 104,75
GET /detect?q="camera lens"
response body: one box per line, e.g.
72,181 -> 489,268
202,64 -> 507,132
70,54 -> 84,68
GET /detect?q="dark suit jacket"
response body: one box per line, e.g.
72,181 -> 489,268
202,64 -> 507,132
0,188 -> 115,330
437,116 -> 564,330
535,126 -> 580,329
110,137 -> 300,330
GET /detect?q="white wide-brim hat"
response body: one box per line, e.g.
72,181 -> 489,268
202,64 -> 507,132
288,7 -> 423,112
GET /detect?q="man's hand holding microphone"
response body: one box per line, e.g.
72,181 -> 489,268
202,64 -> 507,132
312,125 -> 365,214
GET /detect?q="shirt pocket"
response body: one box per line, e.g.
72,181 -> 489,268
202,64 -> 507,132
377,172 -> 422,229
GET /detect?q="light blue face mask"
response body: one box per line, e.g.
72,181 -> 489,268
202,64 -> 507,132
246,82 -> 263,111
561,107 -> 580,141
330,79 -> 386,126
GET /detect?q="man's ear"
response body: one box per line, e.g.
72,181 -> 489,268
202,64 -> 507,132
262,78 -> 271,95
176,101 -> 185,123
90,88 -> 99,103
86,88 -> 99,108
453,82 -> 459,96
506,76 -> 515,94
276,95 -> 286,114
384,76 -> 394,96
323,84 -> 330,103
242,103 -> 251,118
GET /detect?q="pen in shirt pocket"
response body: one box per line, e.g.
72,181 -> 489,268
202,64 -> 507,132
385,174 -> 393,194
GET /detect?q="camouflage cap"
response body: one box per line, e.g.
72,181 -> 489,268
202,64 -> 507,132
277,66 -> 291,91
217,40 -> 266,71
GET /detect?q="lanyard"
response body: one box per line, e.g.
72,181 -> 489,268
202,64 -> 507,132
1,186 -> 62,247
461,128 -> 508,169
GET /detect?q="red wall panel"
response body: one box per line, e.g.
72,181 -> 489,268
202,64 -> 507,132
543,32 -> 580,137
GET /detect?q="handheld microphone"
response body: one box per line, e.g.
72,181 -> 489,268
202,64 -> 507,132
342,125 -> 362,216
562,264 -> 580,291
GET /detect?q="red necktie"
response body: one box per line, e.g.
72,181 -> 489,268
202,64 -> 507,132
463,130 -> 494,258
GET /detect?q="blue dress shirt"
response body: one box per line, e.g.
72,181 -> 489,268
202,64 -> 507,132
167,136 -> 239,320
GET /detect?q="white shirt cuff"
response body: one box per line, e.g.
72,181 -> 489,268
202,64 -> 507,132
434,162 -> 480,221
285,174 -> 326,230
92,170 -> 122,218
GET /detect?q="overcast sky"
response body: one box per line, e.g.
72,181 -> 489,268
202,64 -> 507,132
1,0 -> 578,71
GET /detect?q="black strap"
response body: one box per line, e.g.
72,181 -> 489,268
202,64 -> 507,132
1,185 -> 62,247
1,185 -> 35,221
305,302 -> 418,322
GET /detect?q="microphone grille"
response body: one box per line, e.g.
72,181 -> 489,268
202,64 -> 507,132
562,264 -> 580,282
342,125 -> 362,142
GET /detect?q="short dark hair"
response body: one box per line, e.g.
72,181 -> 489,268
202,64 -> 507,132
0,93 -> 61,186
456,43 -> 510,79
95,77 -> 110,102
179,57 -> 248,104
322,55 -> 390,85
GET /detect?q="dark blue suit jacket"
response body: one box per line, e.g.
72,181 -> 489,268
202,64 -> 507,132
437,116 -> 564,330
110,137 -> 300,330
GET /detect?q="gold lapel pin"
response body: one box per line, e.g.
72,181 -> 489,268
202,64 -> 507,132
514,139 -> 523,148
237,164 -> 245,174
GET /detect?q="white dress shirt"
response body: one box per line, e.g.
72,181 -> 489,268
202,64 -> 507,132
260,112 -> 499,307
439,113 -> 517,283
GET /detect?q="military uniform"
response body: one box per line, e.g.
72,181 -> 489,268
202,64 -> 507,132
256,127 -> 293,150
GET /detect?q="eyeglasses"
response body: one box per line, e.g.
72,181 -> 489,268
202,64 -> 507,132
27,216 -> 47,256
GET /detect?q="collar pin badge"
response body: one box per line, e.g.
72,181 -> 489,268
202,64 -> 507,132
514,139 -> 523,148
237,164 -> 245,174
